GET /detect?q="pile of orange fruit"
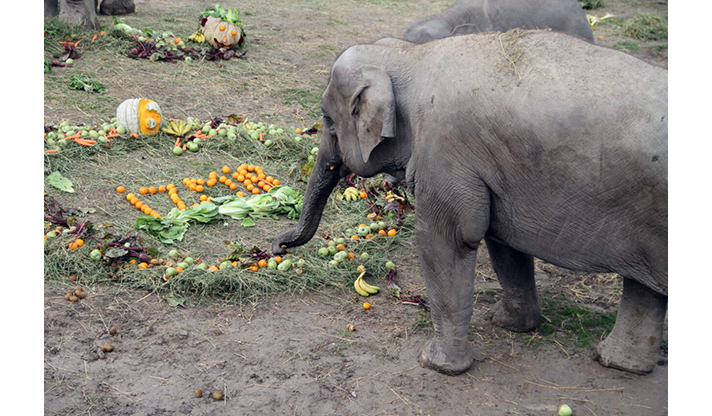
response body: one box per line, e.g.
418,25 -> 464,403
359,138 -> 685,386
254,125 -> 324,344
116,163 -> 283,215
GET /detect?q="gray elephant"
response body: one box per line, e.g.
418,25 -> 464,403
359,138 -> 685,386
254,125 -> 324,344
403,0 -> 594,44
44,0 -> 135,29
272,30 -> 667,375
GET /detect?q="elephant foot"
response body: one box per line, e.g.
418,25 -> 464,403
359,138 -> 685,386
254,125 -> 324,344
593,277 -> 667,375
594,335 -> 658,375
488,299 -> 541,332
418,337 -> 474,375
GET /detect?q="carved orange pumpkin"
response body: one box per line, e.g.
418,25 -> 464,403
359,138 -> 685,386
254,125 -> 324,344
116,99 -> 162,136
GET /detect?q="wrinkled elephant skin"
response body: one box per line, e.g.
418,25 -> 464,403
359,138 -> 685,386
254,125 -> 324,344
272,31 -> 667,376
403,0 -> 594,44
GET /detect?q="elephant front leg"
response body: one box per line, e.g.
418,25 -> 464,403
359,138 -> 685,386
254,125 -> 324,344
594,277 -> 667,374
484,237 -> 541,332
416,220 -> 480,375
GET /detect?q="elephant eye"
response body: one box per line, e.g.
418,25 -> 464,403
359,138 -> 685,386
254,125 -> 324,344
323,114 -> 337,135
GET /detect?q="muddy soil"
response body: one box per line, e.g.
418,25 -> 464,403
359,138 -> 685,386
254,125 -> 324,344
43,0 -> 668,415
44,247 -> 668,415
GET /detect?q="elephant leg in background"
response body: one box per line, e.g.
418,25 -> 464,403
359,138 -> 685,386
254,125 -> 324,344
595,277 -> 667,374
485,236 -> 542,332
99,0 -> 136,16
45,0 -> 59,17
416,216 -> 480,375
57,0 -> 100,29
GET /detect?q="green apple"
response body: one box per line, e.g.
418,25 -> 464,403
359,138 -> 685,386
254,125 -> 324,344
385,261 -> 395,270
168,249 -> 180,258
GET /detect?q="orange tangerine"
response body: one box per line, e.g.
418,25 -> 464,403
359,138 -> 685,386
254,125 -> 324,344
258,259 -> 268,268
272,179 -> 281,186
126,193 -> 135,200
139,187 -> 148,195
148,186 -> 157,194
247,165 -> 255,172
116,186 -> 125,193
262,185 -> 271,192
219,176 -> 227,183
196,185 -> 204,192
387,229 -> 397,237
224,179 -> 233,186
237,174 -> 246,182
222,166 -> 230,174
252,188 -> 261,195
197,179 -> 205,185
246,184 -> 255,191
265,176 -> 274,183
158,185 -> 166,193
236,191 -> 245,197
135,201 -> 144,209
229,183 -> 238,190
200,195 -> 208,202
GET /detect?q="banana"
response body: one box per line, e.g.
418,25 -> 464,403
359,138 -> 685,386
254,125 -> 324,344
343,187 -> 360,202
162,119 -> 191,137
385,191 -> 405,203
359,277 -> 380,295
354,277 -> 370,297
188,30 -> 206,43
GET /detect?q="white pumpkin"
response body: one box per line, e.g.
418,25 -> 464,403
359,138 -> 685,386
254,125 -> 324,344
202,16 -> 243,48
116,99 -> 162,136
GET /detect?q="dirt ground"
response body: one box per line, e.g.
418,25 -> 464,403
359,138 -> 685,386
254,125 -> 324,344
43,0 -> 668,415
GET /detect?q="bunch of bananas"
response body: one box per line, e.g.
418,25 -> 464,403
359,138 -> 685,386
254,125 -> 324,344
188,30 -> 206,43
353,266 -> 380,297
342,187 -> 361,202
385,191 -> 405,204
161,119 -> 192,137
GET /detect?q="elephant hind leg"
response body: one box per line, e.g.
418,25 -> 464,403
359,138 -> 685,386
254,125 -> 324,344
484,237 -> 541,332
594,277 -> 667,374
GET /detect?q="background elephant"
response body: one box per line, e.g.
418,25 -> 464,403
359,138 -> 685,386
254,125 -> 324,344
44,0 -> 134,29
403,0 -> 594,43
272,30 -> 667,375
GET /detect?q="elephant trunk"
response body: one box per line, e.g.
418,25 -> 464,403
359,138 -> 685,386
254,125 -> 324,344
272,155 -> 343,254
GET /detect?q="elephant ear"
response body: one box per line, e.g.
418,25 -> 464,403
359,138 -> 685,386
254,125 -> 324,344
349,65 -> 396,164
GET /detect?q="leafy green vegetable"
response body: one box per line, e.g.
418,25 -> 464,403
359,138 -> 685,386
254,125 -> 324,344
217,186 -> 303,222
47,171 -> 75,193
201,4 -> 246,31
135,202 -> 219,244
69,75 -> 106,93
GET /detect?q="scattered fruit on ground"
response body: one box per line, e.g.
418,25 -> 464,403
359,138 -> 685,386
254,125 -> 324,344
363,302 -> 371,310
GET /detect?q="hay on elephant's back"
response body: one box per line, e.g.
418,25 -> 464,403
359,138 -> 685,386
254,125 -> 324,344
496,28 -> 547,81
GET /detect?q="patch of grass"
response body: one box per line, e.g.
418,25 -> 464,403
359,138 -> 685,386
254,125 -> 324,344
314,44 -> 341,58
620,12 -> 668,41
412,309 -> 432,330
283,89 -> 323,120
534,292 -> 616,349
613,41 -> 640,53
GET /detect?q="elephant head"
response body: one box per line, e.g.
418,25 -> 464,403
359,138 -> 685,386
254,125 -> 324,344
272,53 -> 407,254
